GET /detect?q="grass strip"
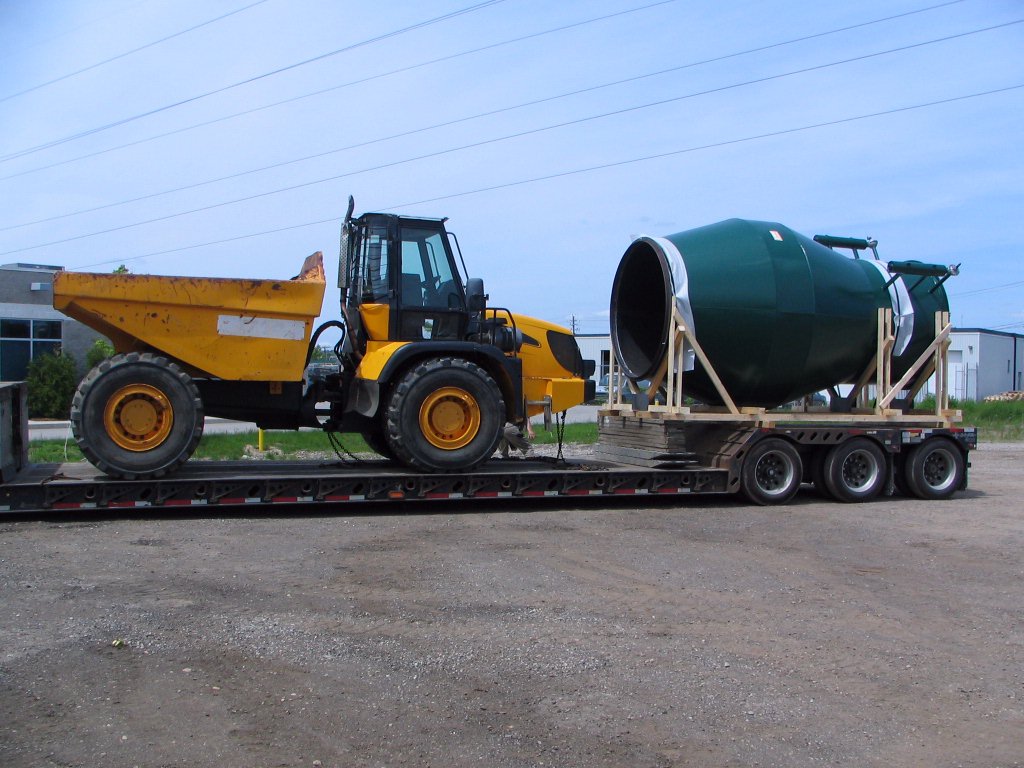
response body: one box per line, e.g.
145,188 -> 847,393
29,422 -> 599,464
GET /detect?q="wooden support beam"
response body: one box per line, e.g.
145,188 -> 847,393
673,308 -> 740,415
879,312 -> 952,408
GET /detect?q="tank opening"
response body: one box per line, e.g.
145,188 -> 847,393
610,239 -> 672,380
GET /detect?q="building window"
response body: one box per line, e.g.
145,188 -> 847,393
0,318 -> 63,380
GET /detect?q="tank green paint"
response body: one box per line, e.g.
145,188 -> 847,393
609,219 -> 951,408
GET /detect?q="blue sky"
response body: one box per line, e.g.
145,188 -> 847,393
0,0 -> 1021,335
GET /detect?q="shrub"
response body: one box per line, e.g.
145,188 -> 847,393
26,350 -> 77,419
85,338 -> 115,370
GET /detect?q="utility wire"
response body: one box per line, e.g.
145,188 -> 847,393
0,0 -> 272,104
67,83 -> 1023,271
0,0 -> 680,183
956,278 -> 1024,296
0,0 -> 507,163
0,0 -> 972,230
0,0 -> 159,64
3,19 -> 1017,256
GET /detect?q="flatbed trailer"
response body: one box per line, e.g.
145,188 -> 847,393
1,457 -> 733,514
1,380 -> 975,513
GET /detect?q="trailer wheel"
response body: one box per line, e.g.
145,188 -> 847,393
385,357 -> 504,472
71,352 -> 204,480
810,449 -> 835,499
822,438 -> 886,503
903,438 -> 964,500
740,437 -> 802,505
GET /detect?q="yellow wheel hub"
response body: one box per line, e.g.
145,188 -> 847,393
418,387 -> 480,450
103,384 -> 174,451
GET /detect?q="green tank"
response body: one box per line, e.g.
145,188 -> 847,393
609,219 -> 954,408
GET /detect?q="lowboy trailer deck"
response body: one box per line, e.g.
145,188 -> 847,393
1,385 -> 975,514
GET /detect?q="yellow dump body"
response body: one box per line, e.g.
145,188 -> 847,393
53,253 -> 326,382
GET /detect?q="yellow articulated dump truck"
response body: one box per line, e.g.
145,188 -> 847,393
52,198 -> 595,479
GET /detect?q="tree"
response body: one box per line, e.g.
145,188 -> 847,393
26,350 -> 77,419
85,338 -> 115,370
309,345 -> 335,363
113,264 -> 130,274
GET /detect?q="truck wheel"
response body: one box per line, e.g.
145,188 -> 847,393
822,438 -> 886,503
361,429 -> 394,460
71,352 -> 204,480
385,358 -> 504,472
740,437 -> 802,505
903,438 -> 964,500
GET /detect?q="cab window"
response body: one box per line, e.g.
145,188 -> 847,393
400,228 -> 462,310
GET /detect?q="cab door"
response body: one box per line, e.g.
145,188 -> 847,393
397,225 -> 467,341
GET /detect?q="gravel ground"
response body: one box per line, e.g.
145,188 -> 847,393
0,443 -> 1021,767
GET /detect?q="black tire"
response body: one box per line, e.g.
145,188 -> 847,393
810,448 -> 835,500
70,352 -> 204,480
903,438 -> 965,500
384,357 -> 504,472
822,438 -> 887,503
893,456 -> 912,497
360,428 -> 394,460
740,437 -> 802,506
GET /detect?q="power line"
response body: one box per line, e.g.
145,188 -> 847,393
67,84 -> 1024,271
0,0 -> 272,104
988,321 -> 1024,330
956,278 -> 1024,296
0,0 -> 680,183
3,18 -> 1017,256
0,0 -> 508,164
0,0 -> 972,230
0,0 -> 160,65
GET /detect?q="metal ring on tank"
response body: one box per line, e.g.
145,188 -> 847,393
645,235 -> 697,372
864,259 -> 915,356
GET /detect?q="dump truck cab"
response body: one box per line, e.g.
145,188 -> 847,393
341,212 -> 471,348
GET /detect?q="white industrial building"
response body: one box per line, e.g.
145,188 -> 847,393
930,328 -> 1024,401
575,328 -> 1024,402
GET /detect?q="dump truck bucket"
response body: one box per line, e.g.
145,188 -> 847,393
53,253 -> 326,382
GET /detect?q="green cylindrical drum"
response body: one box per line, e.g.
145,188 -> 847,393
609,218 -> 951,408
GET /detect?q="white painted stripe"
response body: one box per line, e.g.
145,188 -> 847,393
217,315 -> 306,341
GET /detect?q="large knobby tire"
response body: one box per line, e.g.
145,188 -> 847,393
360,428 -> 394,461
71,352 -> 204,480
822,437 -> 887,503
903,438 -> 965,500
384,358 -> 504,472
740,437 -> 802,506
